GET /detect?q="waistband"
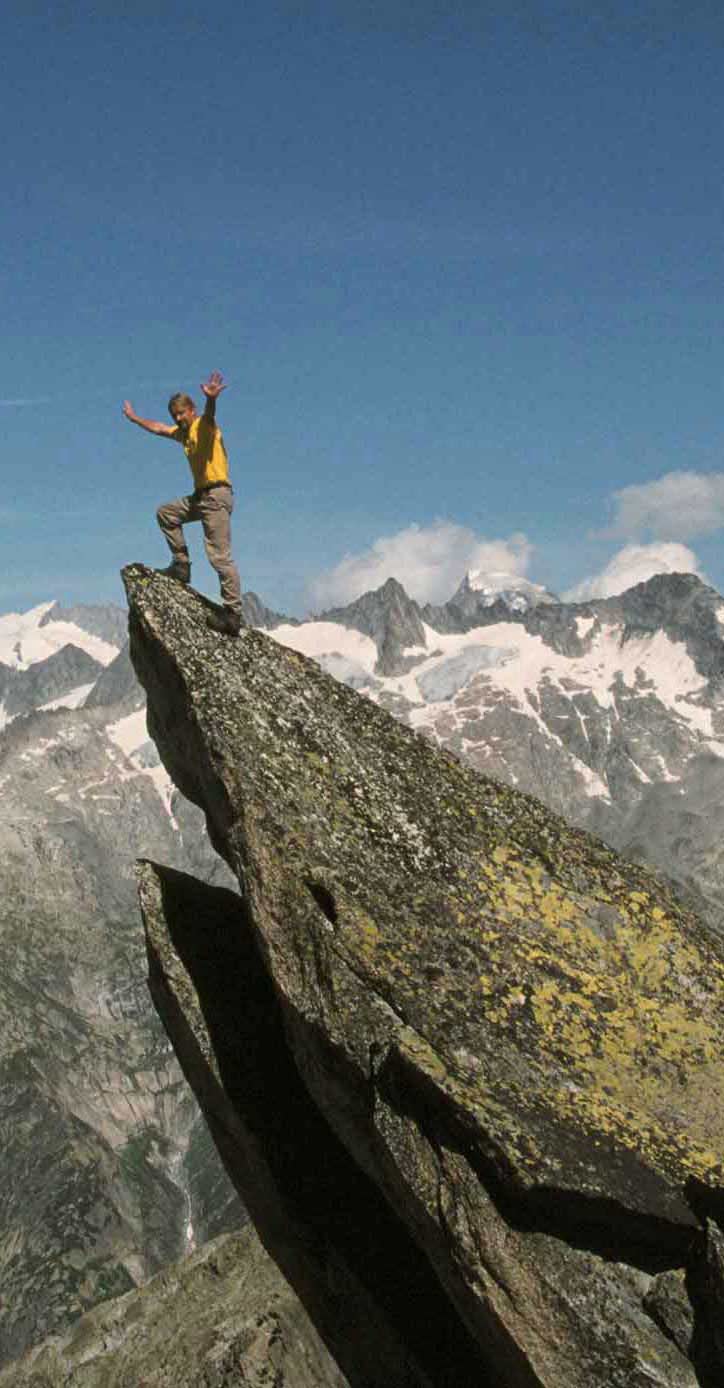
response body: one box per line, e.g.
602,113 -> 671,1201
194,481 -> 233,496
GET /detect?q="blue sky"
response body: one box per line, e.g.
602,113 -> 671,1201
4,0 -> 724,617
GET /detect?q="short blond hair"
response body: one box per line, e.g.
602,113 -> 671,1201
168,392 -> 194,416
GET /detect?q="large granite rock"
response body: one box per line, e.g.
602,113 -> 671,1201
121,563 -> 724,1386
135,859 -> 471,1387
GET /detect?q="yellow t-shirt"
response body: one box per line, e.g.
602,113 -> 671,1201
175,416 -> 230,490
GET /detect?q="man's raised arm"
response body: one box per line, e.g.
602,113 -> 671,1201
201,370 -> 227,423
122,401 -> 177,437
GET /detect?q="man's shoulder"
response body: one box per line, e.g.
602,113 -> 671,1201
195,414 -> 223,438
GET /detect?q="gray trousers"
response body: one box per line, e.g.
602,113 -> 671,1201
157,485 -> 242,614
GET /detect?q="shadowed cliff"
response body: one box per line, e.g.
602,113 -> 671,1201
118,563 -> 724,1386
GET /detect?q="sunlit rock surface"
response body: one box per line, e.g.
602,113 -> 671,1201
119,564 -> 724,1386
0,1227 -> 348,1388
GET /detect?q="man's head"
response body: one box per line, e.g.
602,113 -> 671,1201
168,392 -> 196,431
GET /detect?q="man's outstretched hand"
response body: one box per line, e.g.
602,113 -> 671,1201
201,370 -> 227,399
122,400 -> 137,421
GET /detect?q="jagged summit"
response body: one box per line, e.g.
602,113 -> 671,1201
121,559 -> 724,1386
241,589 -> 295,630
319,575 -> 426,675
38,600 -> 128,648
455,567 -> 559,610
0,600 -> 121,672
0,602 -> 124,727
591,571 -> 724,679
312,568 -> 558,677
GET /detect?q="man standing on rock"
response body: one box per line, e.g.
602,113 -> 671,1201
123,371 -> 243,636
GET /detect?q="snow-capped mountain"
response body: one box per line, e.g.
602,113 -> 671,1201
0,601 -> 121,670
450,568 -> 558,612
6,574 -> 724,897
272,570 -> 724,924
0,601 -> 242,1361
0,595 -> 289,728
0,601 -> 124,727
8,574 -> 722,852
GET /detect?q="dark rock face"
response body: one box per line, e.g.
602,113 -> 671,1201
607,572 -> 724,681
83,641 -> 141,710
241,589 -> 294,630
376,573 -> 724,867
137,860 -> 479,1387
0,705 -> 184,1360
317,573 -> 558,675
320,576 -> 427,675
522,572 -> 724,674
423,571 -> 558,635
0,645 -> 103,720
38,602 -> 128,649
120,563 -> 724,1387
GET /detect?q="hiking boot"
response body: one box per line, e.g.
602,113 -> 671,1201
156,560 -> 191,583
206,607 -> 244,637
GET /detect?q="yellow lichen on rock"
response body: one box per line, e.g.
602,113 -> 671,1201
124,563 -> 724,1230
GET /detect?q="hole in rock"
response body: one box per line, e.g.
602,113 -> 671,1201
306,880 -> 338,926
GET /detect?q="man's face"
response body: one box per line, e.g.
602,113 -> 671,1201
170,401 -> 195,432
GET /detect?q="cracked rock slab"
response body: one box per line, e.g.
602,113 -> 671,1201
123,564 -> 724,1386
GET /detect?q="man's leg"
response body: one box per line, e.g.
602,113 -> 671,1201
199,490 -> 242,613
156,495 -> 195,579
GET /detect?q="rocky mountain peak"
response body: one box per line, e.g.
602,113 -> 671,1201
419,570 -> 559,639
38,600 -> 128,648
241,589 -> 294,630
121,560 -> 724,1386
588,572 -> 724,681
318,574 -> 426,675
456,568 -> 559,610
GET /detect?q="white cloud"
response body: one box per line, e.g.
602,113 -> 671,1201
564,543 -> 705,602
603,471 -> 724,542
308,522 -> 533,608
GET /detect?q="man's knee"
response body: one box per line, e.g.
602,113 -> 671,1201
157,503 -> 180,531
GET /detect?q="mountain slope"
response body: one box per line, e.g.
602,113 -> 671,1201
272,573 -> 724,875
0,1228 -> 349,1388
0,601 -> 125,726
0,690 -> 243,1360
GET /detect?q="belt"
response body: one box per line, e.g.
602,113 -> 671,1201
194,482 -> 232,495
